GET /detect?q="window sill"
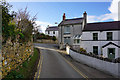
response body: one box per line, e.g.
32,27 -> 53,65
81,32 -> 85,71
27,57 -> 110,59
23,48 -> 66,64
64,33 -> 71,35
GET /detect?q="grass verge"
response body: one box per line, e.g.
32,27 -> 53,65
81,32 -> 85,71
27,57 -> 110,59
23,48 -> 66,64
3,48 -> 40,80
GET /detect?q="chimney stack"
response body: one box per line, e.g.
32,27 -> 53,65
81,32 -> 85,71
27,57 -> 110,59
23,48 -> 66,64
83,11 -> 87,26
63,13 -> 66,21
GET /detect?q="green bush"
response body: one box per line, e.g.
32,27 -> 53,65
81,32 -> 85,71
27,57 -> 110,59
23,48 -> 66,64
3,70 -> 24,79
22,61 -> 28,68
1,1 -> 16,43
52,36 -> 56,41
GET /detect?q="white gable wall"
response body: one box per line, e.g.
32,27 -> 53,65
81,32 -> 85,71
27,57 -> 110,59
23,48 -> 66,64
80,30 -> 120,58
45,31 -> 58,38
81,31 -> 120,40
102,45 -> 119,58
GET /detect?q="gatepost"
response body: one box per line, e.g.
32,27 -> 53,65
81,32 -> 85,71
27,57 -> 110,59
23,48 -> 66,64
66,43 -> 70,55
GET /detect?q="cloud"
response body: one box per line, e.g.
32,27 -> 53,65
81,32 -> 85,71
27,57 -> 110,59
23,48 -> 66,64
109,0 -> 120,20
34,21 -> 54,33
87,0 -> 120,23
87,15 -> 98,23
34,0 -> 120,32
108,0 -> 120,20
87,13 -> 113,23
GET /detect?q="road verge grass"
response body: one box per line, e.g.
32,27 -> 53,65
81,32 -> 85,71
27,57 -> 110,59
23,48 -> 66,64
3,48 -> 40,79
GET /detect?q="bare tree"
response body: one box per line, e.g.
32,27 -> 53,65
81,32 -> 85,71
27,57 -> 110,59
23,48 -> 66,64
14,7 -> 37,42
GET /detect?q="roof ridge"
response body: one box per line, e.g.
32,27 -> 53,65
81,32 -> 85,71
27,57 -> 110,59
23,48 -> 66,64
65,17 -> 83,21
48,26 -> 58,27
87,21 -> 120,25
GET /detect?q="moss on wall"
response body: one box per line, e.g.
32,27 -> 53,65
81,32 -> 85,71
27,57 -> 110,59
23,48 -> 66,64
2,38 -> 33,78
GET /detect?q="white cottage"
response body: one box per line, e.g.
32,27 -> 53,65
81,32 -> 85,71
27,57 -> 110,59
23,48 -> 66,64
45,26 -> 59,38
80,21 -> 120,59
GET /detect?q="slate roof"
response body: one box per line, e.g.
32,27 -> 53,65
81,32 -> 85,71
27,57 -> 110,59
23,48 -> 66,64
59,18 -> 83,26
45,26 -> 59,31
83,21 -> 120,31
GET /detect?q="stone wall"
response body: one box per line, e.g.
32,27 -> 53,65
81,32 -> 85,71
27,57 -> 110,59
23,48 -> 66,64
37,39 -> 58,44
2,38 -> 33,78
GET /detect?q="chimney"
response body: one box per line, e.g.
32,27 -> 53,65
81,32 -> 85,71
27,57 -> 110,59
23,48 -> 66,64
83,11 -> 87,26
63,13 -> 66,21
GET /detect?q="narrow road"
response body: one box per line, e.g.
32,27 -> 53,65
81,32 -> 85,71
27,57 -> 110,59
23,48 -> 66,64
34,43 -> 114,79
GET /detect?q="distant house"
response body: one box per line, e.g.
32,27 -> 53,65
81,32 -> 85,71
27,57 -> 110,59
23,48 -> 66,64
58,12 -> 87,49
80,21 -> 120,59
45,26 -> 59,38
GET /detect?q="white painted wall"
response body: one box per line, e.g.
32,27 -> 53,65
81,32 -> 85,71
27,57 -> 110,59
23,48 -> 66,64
45,31 -> 58,38
81,31 -> 120,40
69,49 -> 120,78
80,30 -> 120,58
102,45 -> 119,58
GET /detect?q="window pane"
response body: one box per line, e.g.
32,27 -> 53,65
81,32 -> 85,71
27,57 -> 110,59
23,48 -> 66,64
93,46 -> 98,55
93,33 -> 98,41
77,39 -> 80,43
64,37 -> 70,44
64,26 -> 70,33
107,32 -> 112,40
53,31 -> 55,34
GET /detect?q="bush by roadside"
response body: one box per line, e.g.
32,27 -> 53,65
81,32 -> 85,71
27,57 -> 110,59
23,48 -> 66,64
3,48 -> 40,79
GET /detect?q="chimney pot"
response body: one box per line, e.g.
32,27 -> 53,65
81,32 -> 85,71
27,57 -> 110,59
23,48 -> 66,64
63,13 -> 66,20
83,11 -> 87,26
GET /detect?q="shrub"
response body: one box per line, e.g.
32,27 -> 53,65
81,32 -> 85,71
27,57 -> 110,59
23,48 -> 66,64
99,57 -> 104,60
115,57 -> 120,63
22,62 -> 28,68
4,70 -> 24,79
79,48 -> 87,54
103,58 -> 112,62
52,36 -> 57,41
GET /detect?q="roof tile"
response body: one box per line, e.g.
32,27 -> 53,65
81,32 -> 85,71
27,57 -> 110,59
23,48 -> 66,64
46,26 -> 59,31
83,21 -> 120,31
59,18 -> 83,26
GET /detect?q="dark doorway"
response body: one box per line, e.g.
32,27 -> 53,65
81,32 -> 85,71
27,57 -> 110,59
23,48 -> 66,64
108,48 -> 115,59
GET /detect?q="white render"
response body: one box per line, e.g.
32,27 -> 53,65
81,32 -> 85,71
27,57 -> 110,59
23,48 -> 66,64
80,30 -> 120,58
102,45 -> 120,58
68,49 -> 120,78
45,30 -> 59,38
